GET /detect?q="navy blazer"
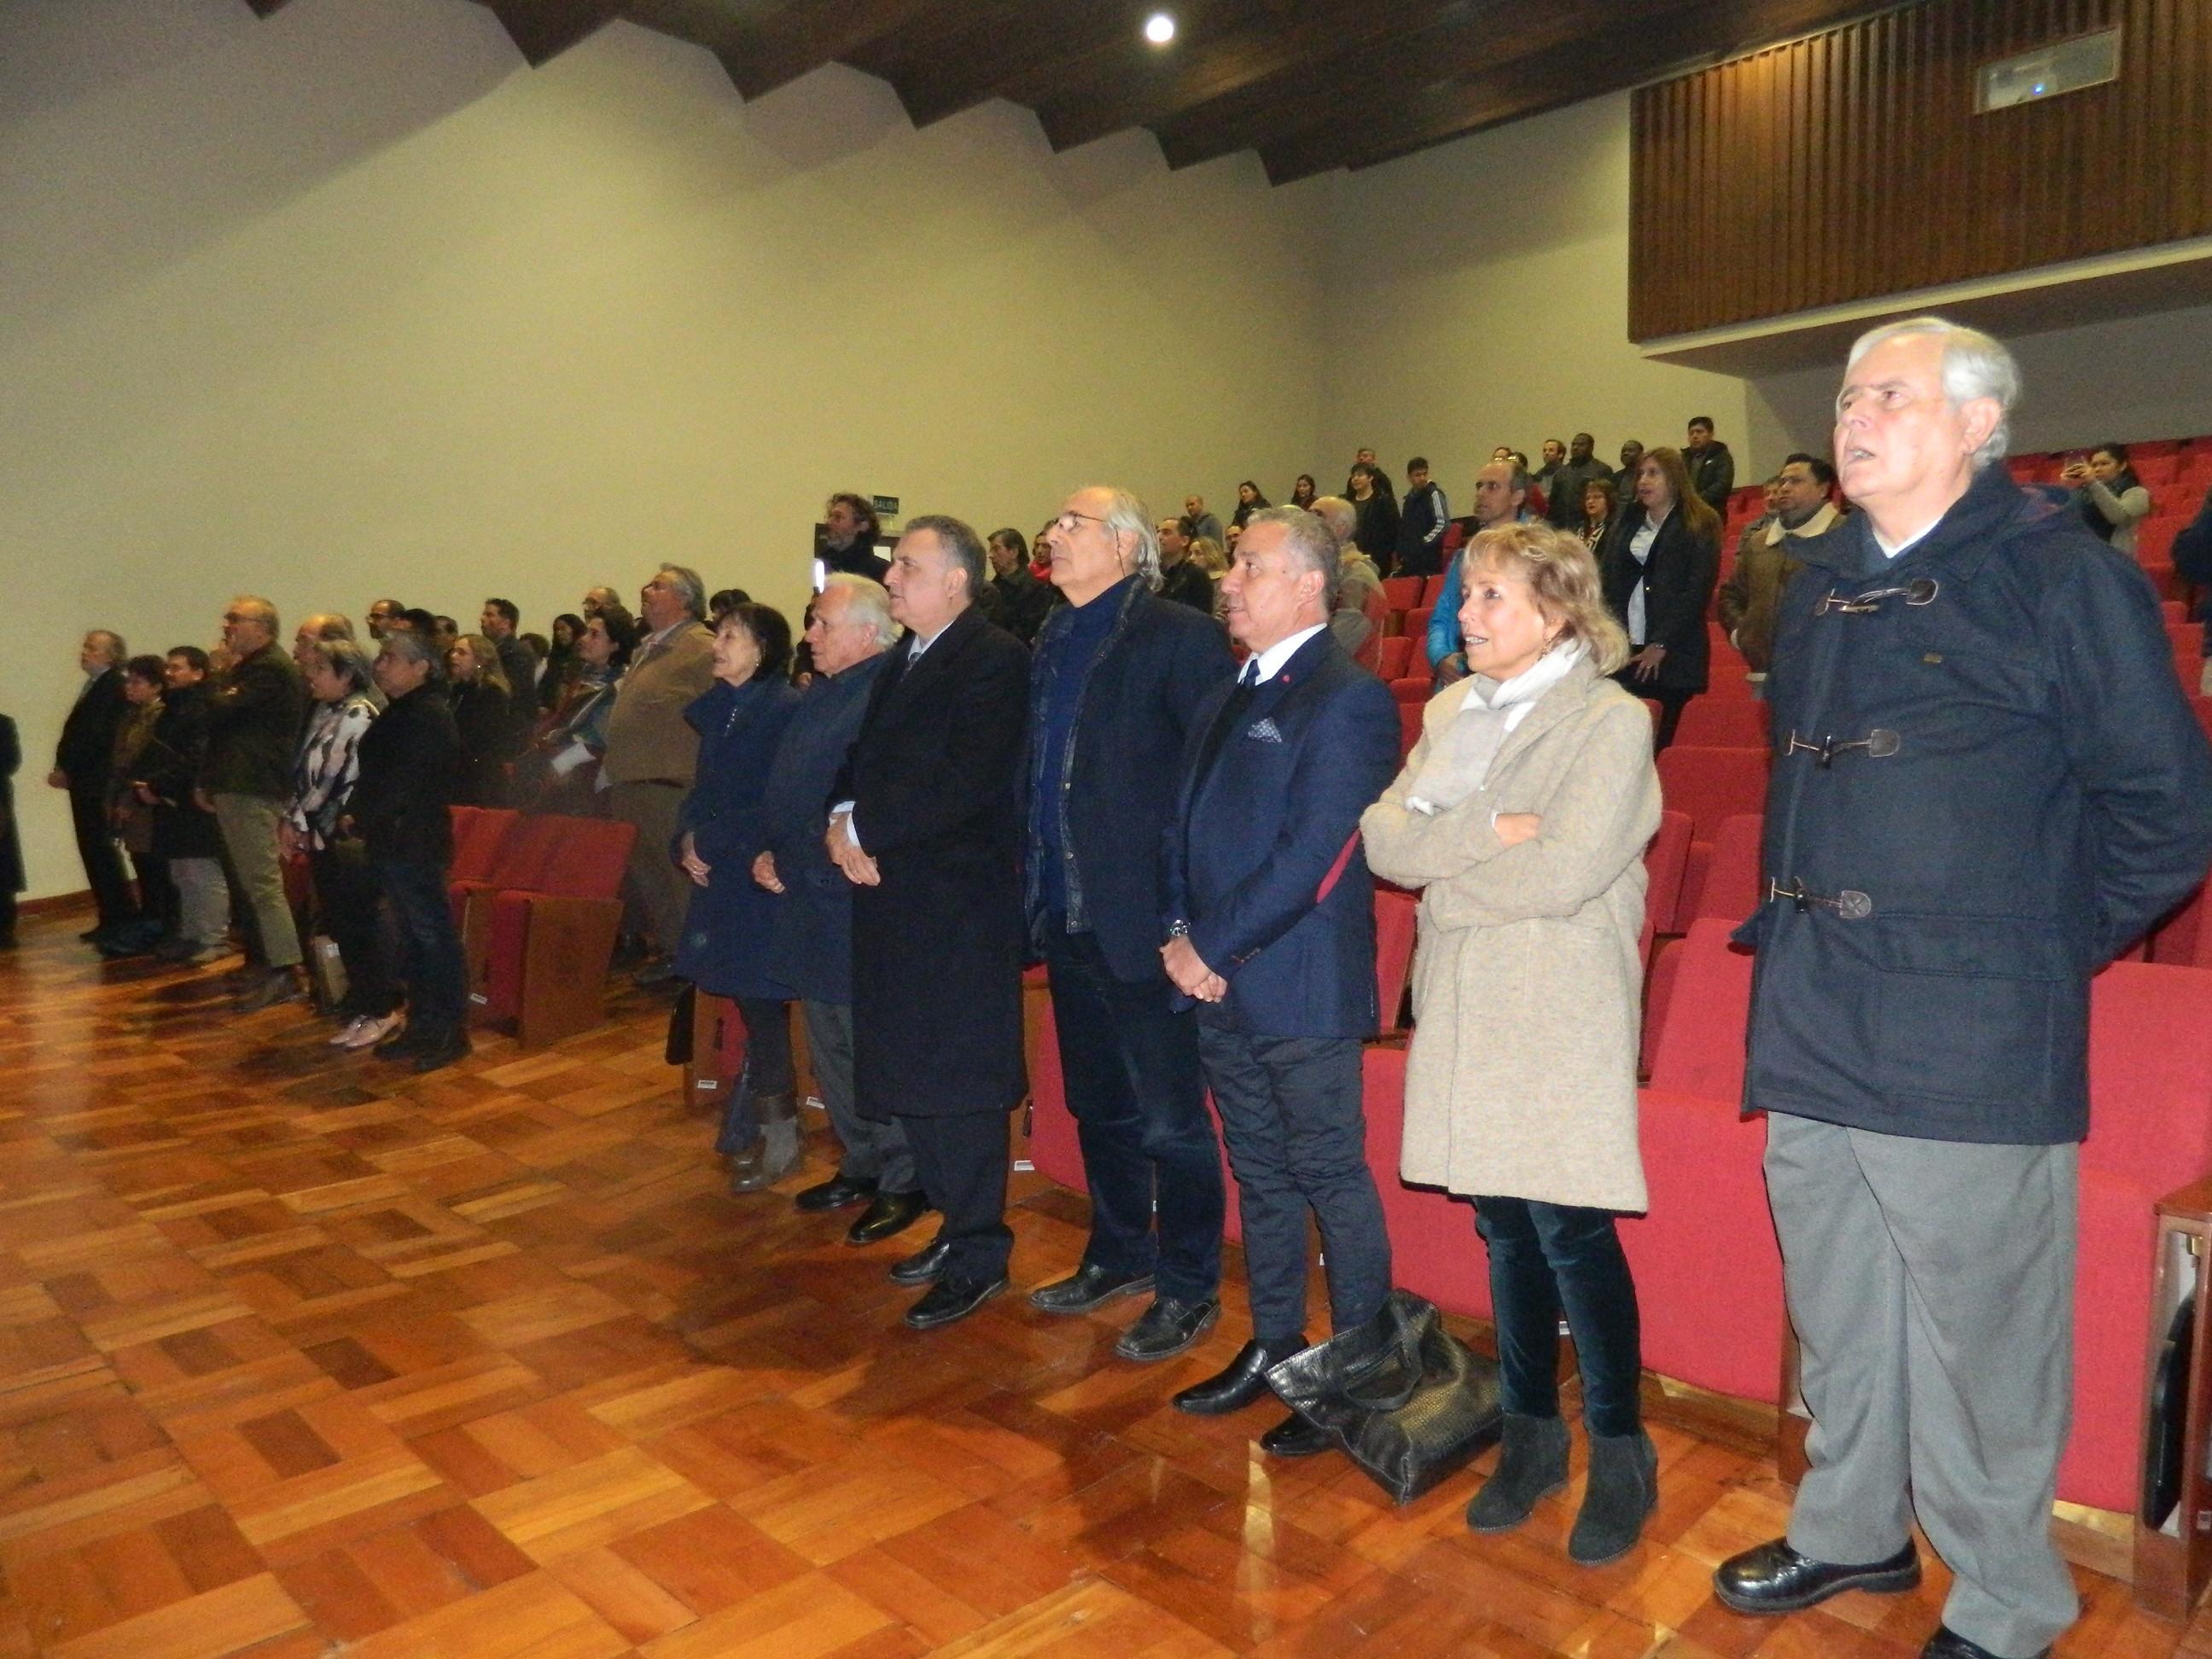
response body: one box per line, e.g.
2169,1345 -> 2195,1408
672,676 -> 802,999
757,651 -> 889,1004
1164,630 -> 1400,1039
1026,580 -> 1234,981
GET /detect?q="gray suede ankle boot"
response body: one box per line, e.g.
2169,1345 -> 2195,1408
1465,1412 -> 1569,1533
1567,1429 -> 1658,1565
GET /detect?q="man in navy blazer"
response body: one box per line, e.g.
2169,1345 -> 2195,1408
1024,486 -> 1234,1364
1160,506 -> 1402,1457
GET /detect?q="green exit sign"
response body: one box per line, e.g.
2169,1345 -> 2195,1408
871,495 -> 899,518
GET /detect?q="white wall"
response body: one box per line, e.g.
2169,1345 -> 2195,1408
0,0 -> 1327,899
1318,92 -> 1752,498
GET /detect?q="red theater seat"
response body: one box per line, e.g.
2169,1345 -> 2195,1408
1644,809 -> 1692,935
1374,888 -> 1417,1038
467,815 -> 637,1046
1389,676 -> 1429,704
1674,697 -> 1769,749
1376,635 -> 1413,681
1657,746 -> 1769,917
1382,575 -> 1422,614
448,806 -> 518,888
1691,813 -> 1764,924
1406,607 -> 1435,672
1398,701 -> 1425,760
451,812 -> 565,931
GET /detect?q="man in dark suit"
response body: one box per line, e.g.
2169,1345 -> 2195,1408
829,515 -> 1029,1330
1161,506 -> 1402,1455
48,629 -> 137,946
754,573 -> 925,1248
1025,486 -> 1234,1362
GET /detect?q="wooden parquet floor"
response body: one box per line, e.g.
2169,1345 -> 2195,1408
0,911 -> 2205,1657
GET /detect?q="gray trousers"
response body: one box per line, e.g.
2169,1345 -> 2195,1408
606,779 -> 688,955
1765,1112 -> 2079,1658
802,999 -> 915,1192
170,856 -> 230,949
211,793 -> 300,969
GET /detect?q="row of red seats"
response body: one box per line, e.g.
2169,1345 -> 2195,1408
446,806 -> 636,1046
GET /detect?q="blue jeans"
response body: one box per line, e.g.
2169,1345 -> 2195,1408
1044,923 -> 1222,1301
373,857 -> 467,1034
1475,1194 -> 1644,1437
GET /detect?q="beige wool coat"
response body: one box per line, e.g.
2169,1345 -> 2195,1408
1359,655 -> 1660,1212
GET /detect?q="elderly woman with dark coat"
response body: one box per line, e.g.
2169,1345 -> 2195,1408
673,603 -> 805,1190
1596,445 -> 1720,748
1362,521 -> 1662,1569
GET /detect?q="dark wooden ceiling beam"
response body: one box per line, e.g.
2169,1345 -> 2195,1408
470,0 -> 623,66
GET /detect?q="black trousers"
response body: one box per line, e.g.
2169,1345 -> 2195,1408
374,857 -> 467,1034
1043,923 -> 1222,1302
1610,671 -> 1693,751
1196,1011 -> 1392,1348
713,998 -> 795,1155
898,1110 -> 1012,1289
132,848 -> 176,938
67,783 -> 137,930
1475,1195 -> 1644,1437
311,843 -> 398,1017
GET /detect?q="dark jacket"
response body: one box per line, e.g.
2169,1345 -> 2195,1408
0,715 -> 20,898
1395,480 -> 1451,576
1685,440 -> 1735,515
840,607 -> 1030,1119
987,565 -> 1057,645
1165,631 -> 1400,1038
493,635 -> 538,711
1598,506 -> 1720,695
1546,458 -> 1616,529
1741,465 -> 2212,1145
349,683 -> 461,865
55,668 -> 127,789
672,676 -> 803,999
759,651 -> 891,1004
449,678 -> 516,806
819,536 -> 891,583
1156,560 -> 1216,616
134,683 -> 222,859
202,643 -> 306,798
1353,491 -> 1400,566
2174,482 -> 2212,586
1026,582 -> 1234,981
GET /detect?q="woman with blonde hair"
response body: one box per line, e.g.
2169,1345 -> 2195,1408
446,633 -> 516,806
1361,520 -> 1662,1568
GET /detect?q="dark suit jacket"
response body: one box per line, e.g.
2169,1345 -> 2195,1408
1165,630 -> 1400,1039
202,643 -> 306,798
1598,507 -> 1720,695
1026,582 -> 1234,981
759,651 -> 891,1004
672,677 -> 802,999
350,684 -> 461,864
0,714 -> 20,896
55,669 -> 127,789
840,606 -> 1030,1119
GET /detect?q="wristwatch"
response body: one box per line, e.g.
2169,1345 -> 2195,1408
1166,921 -> 1190,940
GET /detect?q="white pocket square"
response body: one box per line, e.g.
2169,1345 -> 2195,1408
1246,718 -> 1284,743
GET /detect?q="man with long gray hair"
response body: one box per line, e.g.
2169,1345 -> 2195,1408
1713,317 -> 2212,1659
1024,486 -> 1235,1364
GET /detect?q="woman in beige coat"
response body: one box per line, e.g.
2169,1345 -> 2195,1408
1360,521 -> 1662,1568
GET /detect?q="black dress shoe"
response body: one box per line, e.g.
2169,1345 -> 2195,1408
1921,1627 -> 2047,1659
888,1237 -> 949,1286
845,1190 -> 928,1246
795,1173 -> 877,1214
1115,1296 -> 1220,1363
904,1274 -> 1008,1330
410,1028 -> 472,1074
1028,1263 -> 1155,1315
1259,1412 -> 1332,1458
1173,1334 -> 1308,1416
375,1024 -> 431,1060
1713,1538 -> 1921,1615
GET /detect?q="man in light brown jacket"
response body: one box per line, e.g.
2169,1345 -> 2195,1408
1715,453 -> 1840,689
602,564 -> 716,982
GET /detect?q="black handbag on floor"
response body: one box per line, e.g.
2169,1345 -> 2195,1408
1266,1289 -> 1503,1504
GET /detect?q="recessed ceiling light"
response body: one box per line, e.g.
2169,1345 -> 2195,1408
1144,13 -> 1175,45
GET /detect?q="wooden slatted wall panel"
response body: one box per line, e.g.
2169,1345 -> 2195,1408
1628,0 -> 2212,340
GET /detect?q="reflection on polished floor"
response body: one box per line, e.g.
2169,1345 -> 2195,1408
0,909 -> 2195,1657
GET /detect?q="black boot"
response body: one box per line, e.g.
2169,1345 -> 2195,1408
1465,1412 -> 1569,1534
1568,1429 -> 1658,1565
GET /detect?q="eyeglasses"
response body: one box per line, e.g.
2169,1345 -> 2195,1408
1053,509 -> 1111,535
1813,577 -> 1938,616
1780,729 -> 1901,767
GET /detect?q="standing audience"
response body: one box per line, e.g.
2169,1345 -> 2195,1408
203,598 -> 309,1008
1717,453 -> 1838,690
1395,457 -> 1451,577
1597,445 -> 1720,748
286,639 -> 393,1049
49,630 -> 137,948
1683,416 -> 1736,516
446,634 -> 518,806
141,649 -> 228,963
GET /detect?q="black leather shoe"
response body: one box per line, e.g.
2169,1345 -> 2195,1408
1028,1263 -> 1155,1315
845,1189 -> 928,1246
1115,1296 -> 1220,1363
1259,1412 -> 1331,1458
1921,1627 -> 2047,1659
1173,1335 -> 1307,1416
375,1024 -> 430,1060
888,1237 -> 950,1286
795,1173 -> 877,1214
410,1028 -> 472,1074
904,1274 -> 1008,1330
1713,1538 -> 1921,1615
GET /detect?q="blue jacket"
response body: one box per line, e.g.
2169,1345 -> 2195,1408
1164,630 -> 1401,1039
672,676 -> 802,998
756,652 -> 889,1004
1026,580 -> 1233,981
1741,464 -> 2212,1144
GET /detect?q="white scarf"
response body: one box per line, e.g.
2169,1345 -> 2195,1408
1407,642 -> 1585,815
